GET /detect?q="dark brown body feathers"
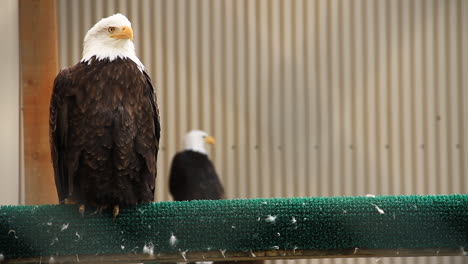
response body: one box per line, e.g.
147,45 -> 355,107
50,57 -> 160,207
169,150 -> 225,201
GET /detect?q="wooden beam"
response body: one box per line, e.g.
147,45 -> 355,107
4,248 -> 466,263
20,0 -> 59,205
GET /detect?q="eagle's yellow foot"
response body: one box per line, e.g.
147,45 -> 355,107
78,204 -> 86,217
64,198 -> 77,205
113,205 -> 120,219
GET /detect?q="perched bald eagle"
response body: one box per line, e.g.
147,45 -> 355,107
169,130 -> 225,201
49,14 -> 160,217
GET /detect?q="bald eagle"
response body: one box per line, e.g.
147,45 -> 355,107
169,130 -> 225,201
49,14 -> 160,217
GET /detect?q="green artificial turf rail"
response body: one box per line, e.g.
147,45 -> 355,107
0,194 -> 467,262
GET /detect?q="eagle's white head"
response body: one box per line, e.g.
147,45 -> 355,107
81,13 -> 144,70
183,130 -> 216,155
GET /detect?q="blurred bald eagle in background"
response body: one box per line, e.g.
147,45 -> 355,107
169,130 -> 263,264
49,14 -> 160,218
169,130 -> 225,201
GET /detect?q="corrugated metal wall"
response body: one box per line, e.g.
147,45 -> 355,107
57,1 -> 467,263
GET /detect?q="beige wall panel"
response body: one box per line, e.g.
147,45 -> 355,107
412,0 -> 424,195
388,0 -> 400,195
463,0 -> 468,193
212,0 -> 224,194
246,0 -> 260,198
364,0 -> 376,195
376,1 -> 390,196
0,0 -> 20,205
258,0 -> 273,198
154,0 -> 167,202
341,0 -> 354,197
294,0 -> 307,198
57,0 -> 467,263
424,0 -> 437,195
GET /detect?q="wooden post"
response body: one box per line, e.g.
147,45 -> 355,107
20,0 -> 59,205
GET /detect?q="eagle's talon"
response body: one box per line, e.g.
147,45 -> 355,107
113,205 -> 120,219
65,198 -> 77,205
78,204 -> 85,217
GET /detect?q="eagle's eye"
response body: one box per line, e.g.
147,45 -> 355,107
108,27 -> 116,33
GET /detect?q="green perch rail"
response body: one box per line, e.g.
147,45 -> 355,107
0,194 -> 467,263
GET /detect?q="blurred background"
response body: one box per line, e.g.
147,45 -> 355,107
0,0 -> 467,263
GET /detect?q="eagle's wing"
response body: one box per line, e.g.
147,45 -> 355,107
143,70 -> 161,145
49,68 -> 72,203
141,70 -> 161,196
168,153 -> 183,200
199,160 -> 226,200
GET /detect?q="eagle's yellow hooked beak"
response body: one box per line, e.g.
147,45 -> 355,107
205,136 -> 216,145
111,26 -> 133,40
